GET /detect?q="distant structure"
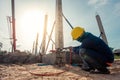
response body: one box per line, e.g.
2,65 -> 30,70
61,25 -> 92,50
35,33 -> 39,55
0,42 -> 2,51
96,14 -> 108,45
55,0 -> 64,49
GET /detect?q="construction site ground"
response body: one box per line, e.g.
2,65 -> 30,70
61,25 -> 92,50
0,60 -> 120,80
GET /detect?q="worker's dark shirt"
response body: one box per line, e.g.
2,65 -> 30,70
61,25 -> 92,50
73,32 -> 114,63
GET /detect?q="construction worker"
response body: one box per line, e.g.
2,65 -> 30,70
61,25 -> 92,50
71,26 -> 114,74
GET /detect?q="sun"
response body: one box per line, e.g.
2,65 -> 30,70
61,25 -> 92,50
19,10 -> 45,50
21,10 -> 44,32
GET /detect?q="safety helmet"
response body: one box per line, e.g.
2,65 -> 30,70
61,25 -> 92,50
71,26 -> 85,40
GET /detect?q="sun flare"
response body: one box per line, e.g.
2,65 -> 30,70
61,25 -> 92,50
19,10 -> 45,49
20,10 -> 44,34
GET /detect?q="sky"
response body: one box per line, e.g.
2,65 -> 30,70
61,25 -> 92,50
0,0 -> 120,52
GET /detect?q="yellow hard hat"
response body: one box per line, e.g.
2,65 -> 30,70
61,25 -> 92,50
71,27 -> 85,40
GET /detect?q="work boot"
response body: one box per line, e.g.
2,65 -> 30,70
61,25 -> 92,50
97,67 -> 110,74
90,67 -> 110,74
81,64 -> 95,72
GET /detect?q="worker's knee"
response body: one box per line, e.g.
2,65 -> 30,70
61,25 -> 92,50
79,48 -> 90,60
79,48 -> 86,57
79,49 -> 108,68
79,48 -> 93,58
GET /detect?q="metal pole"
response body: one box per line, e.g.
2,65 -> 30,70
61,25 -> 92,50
45,21 -> 55,53
32,41 -> 35,54
42,14 -> 48,55
96,14 -> 108,45
62,13 -> 73,29
35,33 -> 39,55
11,0 -> 16,52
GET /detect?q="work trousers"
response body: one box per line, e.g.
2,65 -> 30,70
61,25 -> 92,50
79,48 -> 109,70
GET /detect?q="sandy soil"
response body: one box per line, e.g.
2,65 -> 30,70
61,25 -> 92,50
0,60 -> 120,80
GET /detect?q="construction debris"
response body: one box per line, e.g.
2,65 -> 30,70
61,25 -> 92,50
42,48 -> 82,65
0,52 -> 41,64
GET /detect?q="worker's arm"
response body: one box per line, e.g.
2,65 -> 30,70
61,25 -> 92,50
72,46 -> 81,55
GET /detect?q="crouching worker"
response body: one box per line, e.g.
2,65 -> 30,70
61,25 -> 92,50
71,26 -> 114,74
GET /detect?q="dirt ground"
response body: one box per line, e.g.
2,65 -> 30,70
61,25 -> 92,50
0,60 -> 120,80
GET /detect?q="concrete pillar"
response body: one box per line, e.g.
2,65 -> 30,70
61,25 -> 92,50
55,0 -> 64,49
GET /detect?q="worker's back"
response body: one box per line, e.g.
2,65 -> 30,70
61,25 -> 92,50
80,32 -> 114,63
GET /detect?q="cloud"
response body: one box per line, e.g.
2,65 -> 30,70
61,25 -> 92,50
114,2 -> 120,16
88,0 -> 108,6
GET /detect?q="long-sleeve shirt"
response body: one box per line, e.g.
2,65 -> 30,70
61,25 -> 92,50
73,32 -> 114,63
